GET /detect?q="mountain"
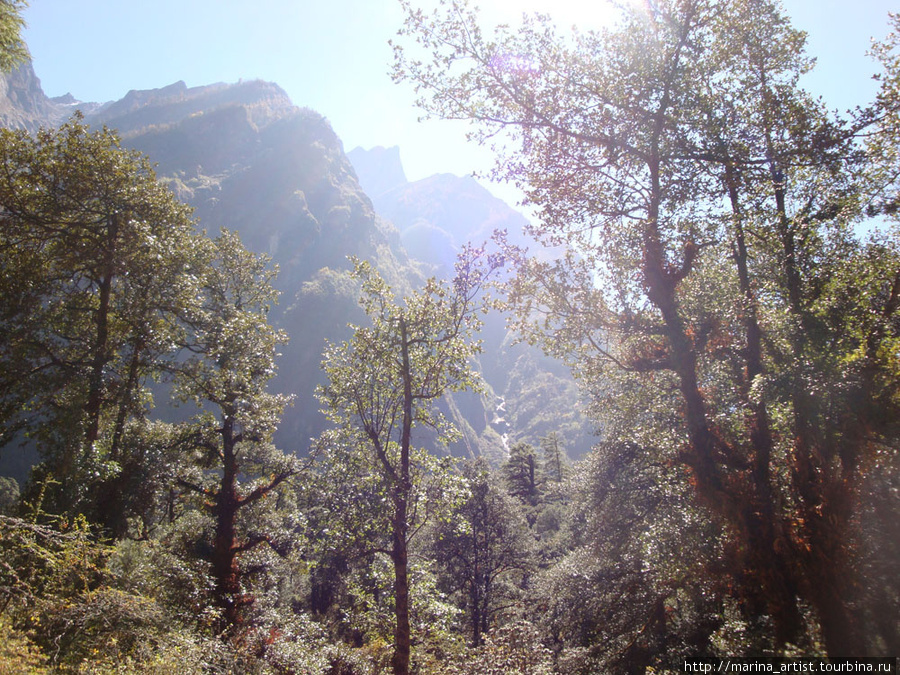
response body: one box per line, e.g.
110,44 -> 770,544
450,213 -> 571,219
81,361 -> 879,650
0,65 -> 593,477
348,146 -> 532,278
0,61 -> 66,131
83,79 -> 418,450
348,146 -> 594,460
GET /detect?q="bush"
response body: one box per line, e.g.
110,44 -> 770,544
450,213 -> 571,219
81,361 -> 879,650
430,620 -> 553,675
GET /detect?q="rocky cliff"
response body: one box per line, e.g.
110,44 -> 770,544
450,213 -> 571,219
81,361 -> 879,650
0,61 -> 67,130
0,68 -> 592,464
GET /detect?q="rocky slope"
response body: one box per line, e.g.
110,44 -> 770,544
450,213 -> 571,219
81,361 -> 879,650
87,78 -> 417,450
0,64 -> 592,467
349,146 -> 593,460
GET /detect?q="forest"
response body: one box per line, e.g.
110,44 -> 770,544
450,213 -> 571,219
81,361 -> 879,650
1,0 -> 899,673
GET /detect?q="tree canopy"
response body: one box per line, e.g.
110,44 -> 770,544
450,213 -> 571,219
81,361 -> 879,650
0,0 -> 27,73
316,249 -> 500,674
0,117 -> 206,519
394,0 -> 900,658
2,1 -> 900,670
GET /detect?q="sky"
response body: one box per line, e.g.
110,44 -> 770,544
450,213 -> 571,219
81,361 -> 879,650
22,0 -> 898,205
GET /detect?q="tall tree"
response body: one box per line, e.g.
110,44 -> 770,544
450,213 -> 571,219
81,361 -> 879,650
317,249 -> 499,674
394,0 -> 900,655
173,230 -> 297,635
502,442 -> 541,509
0,117 -> 204,522
428,458 -> 533,647
540,432 -> 566,485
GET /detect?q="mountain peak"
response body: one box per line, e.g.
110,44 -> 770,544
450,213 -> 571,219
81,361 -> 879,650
50,93 -> 78,105
347,145 -> 408,199
84,79 -> 295,136
0,60 -> 68,131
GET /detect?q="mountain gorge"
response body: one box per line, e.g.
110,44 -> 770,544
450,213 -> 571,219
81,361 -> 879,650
0,62 -> 591,472
4,3 -> 900,667
348,145 -> 593,457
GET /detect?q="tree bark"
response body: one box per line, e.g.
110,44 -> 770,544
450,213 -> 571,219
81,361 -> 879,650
391,498 -> 411,675
644,148 -> 803,648
391,318 -> 413,675
726,163 -> 803,646
84,212 -> 120,453
213,413 -> 244,634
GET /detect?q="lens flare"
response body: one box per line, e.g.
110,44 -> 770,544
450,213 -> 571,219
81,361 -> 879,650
480,0 -> 619,30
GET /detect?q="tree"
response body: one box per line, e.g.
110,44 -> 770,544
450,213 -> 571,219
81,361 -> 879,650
540,432 -> 566,485
866,13 -> 900,215
0,117 -> 205,525
537,441 -> 730,673
502,442 -> 540,509
0,0 -> 27,73
172,230 -> 297,635
394,0 -> 900,655
428,458 -> 533,647
317,249 -> 499,674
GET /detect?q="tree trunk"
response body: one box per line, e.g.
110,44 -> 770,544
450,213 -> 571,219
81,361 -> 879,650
391,500 -> 411,675
471,539 -> 483,647
727,163 -> 803,646
213,414 -> 243,634
391,319 -> 413,675
84,213 -> 121,453
644,149 -> 803,648
95,336 -> 145,537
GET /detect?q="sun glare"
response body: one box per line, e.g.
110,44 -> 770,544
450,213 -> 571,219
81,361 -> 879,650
480,0 -> 620,30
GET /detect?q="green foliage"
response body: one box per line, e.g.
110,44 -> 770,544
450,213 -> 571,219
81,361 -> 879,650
5,1 -> 900,669
315,248 -> 500,673
427,459 -> 534,646
502,443 -> 541,509
534,444 -> 726,672
0,116 -> 316,669
107,519 -> 218,627
0,516 -> 173,672
869,14 -> 900,216
171,229 -> 299,634
0,116 -> 206,525
0,475 -> 18,514
0,614 -> 48,674
501,351 -> 590,455
539,433 -> 566,485
394,0 -> 900,658
319,252 -> 493,446
0,0 -> 27,73
31,587 -> 169,669
0,514 -> 107,608
429,620 -> 553,675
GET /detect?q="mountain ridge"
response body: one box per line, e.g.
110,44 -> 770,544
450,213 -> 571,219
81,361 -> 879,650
0,64 -> 592,475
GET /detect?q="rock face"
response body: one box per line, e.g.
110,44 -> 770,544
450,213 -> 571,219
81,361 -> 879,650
0,61 -> 69,131
0,70 -> 592,464
348,147 -> 594,460
117,85 -> 405,291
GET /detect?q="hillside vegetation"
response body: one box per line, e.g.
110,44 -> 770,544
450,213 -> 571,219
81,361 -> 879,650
1,1 -> 899,672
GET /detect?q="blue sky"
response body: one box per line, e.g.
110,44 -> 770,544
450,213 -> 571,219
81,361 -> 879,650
23,0 -> 898,202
